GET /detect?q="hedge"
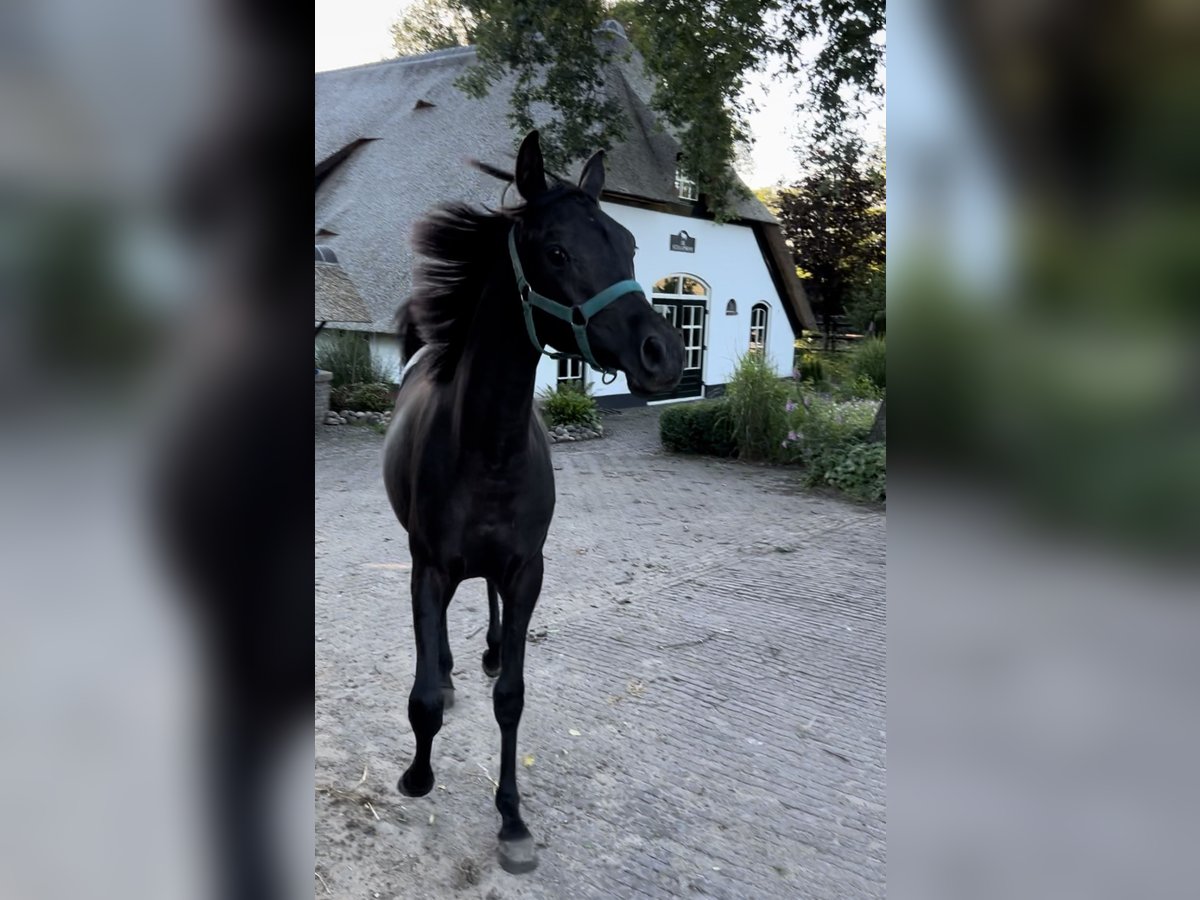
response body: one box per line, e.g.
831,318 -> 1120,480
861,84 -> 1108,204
659,400 -> 737,458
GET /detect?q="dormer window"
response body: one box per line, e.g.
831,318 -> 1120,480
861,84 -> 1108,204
675,157 -> 698,202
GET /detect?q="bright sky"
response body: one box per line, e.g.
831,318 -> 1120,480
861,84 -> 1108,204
314,0 -> 884,189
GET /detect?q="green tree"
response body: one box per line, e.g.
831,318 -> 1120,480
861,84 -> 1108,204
753,186 -> 781,215
391,0 -> 883,218
390,0 -> 478,57
455,0 -> 627,174
774,135 -> 885,342
843,263 -> 885,333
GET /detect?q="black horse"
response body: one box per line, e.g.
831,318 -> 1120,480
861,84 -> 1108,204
383,131 -> 683,872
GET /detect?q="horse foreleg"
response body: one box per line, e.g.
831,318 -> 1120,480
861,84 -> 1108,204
438,583 -> 458,708
399,562 -> 451,797
492,556 -> 542,874
482,579 -> 502,677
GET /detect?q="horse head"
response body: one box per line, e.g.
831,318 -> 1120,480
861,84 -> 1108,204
507,131 -> 684,396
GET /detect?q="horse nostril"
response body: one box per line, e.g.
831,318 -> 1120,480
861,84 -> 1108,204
640,334 -> 666,372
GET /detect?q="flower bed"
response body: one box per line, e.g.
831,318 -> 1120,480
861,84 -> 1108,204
659,350 -> 885,503
322,407 -> 604,443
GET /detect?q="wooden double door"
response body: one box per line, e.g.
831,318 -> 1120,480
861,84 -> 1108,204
649,298 -> 707,400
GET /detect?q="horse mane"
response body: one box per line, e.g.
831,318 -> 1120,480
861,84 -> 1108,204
397,183 -> 581,377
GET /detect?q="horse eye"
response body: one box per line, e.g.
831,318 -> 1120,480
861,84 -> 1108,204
547,246 -> 568,266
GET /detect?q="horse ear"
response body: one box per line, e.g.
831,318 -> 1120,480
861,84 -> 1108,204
579,150 -> 606,199
515,131 -> 548,201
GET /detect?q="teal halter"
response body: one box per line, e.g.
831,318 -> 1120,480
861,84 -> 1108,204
508,227 -> 643,381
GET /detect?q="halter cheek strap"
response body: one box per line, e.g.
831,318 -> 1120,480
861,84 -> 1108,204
508,228 -> 643,380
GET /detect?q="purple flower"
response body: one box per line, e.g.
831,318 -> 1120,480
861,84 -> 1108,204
785,400 -> 797,413
787,430 -> 799,442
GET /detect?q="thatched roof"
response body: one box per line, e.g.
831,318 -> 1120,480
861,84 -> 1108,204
315,245 -> 372,323
315,30 -> 814,333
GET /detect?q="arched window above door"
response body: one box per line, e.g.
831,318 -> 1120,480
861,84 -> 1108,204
652,274 -> 709,298
749,302 -> 769,351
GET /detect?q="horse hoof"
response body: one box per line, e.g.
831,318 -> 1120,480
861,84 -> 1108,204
442,686 -> 456,709
482,654 -> 501,678
497,836 -> 537,874
398,766 -> 434,798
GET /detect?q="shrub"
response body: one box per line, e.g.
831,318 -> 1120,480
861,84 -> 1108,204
844,267 -> 886,335
809,442 -> 886,502
847,336 -> 886,390
819,350 -> 852,387
659,400 -> 736,457
539,381 -> 599,428
780,391 -> 885,501
797,352 -> 826,384
723,351 -> 789,461
331,382 -> 393,412
316,330 -> 393,387
835,373 -> 884,401
781,392 -> 877,459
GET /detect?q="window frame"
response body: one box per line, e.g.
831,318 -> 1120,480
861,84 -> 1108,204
749,302 -> 769,351
675,161 -> 698,202
556,355 -> 585,388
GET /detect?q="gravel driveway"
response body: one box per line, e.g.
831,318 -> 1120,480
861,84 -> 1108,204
316,407 -> 886,899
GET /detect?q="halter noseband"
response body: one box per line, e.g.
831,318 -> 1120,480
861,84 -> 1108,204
508,227 -> 643,382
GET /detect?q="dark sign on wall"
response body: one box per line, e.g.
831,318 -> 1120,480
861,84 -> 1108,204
669,230 -> 695,253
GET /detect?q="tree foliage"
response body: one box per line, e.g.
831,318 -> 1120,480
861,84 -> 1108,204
390,0 -> 479,57
774,136 -> 884,337
454,1 -> 627,174
388,0 -> 884,218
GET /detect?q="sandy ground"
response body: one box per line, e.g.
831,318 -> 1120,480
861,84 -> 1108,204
316,407 -> 885,899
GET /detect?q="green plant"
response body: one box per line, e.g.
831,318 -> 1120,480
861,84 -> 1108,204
809,441 -> 886,502
844,265 -> 886,334
797,352 -> 827,384
781,392 -> 876,458
316,330 -> 392,387
723,351 -> 789,461
331,382 -> 393,413
659,400 -> 737,457
835,373 -> 884,401
539,382 -> 599,428
779,390 -> 884,501
818,350 -> 851,387
847,336 -> 886,390
557,378 -> 591,397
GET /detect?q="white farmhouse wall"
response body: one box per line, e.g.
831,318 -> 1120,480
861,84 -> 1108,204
315,328 -> 404,385
535,202 -> 793,400
368,333 -> 403,384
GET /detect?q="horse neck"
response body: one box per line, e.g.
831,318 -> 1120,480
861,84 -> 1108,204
452,266 -> 542,454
